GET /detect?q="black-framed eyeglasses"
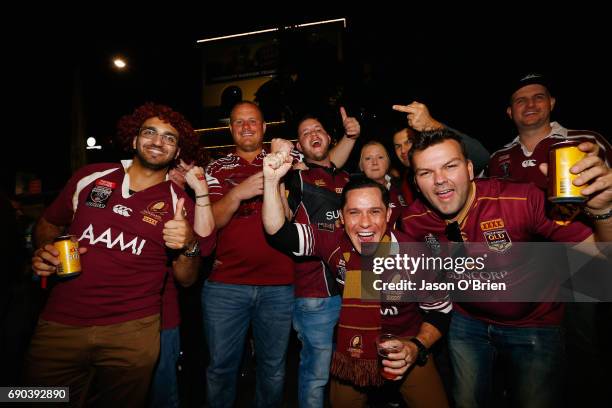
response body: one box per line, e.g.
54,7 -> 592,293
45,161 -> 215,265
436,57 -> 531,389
139,127 -> 179,146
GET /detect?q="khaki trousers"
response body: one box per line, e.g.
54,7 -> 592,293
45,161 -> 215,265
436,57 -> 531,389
330,357 -> 449,408
24,314 -> 160,408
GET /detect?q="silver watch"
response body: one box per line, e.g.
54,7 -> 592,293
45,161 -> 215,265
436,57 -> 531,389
182,241 -> 200,257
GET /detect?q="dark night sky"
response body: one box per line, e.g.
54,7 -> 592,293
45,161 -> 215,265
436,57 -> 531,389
9,8 -> 611,195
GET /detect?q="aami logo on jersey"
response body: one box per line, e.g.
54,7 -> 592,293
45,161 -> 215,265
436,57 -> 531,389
325,209 -> 340,221
78,224 -> 146,255
86,179 -> 117,209
141,201 -> 169,226
314,179 -> 327,187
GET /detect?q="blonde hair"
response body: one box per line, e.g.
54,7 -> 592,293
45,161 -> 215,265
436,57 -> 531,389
359,141 -> 391,174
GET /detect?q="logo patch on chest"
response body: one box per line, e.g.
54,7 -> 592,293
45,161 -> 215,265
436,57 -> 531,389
85,179 -> 116,209
483,229 -> 512,252
140,201 -> 169,225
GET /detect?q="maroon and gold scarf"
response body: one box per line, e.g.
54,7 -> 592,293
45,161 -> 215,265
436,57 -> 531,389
330,235 -> 392,387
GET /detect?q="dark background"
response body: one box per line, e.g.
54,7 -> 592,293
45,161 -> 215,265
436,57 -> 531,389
7,8 -> 611,195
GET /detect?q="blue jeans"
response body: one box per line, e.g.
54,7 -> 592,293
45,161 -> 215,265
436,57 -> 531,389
449,312 -> 564,408
293,295 -> 341,408
149,327 -> 180,408
202,281 -> 294,408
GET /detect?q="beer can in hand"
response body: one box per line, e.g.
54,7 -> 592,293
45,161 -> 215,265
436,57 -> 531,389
548,141 -> 587,204
53,235 -> 82,277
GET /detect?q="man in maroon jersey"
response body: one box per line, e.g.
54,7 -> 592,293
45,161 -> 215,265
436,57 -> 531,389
487,72 -> 612,405
263,153 -> 452,407
489,73 -> 612,189
401,128 -> 611,407
203,101 -> 295,408
28,103 -> 216,406
283,108 -> 358,408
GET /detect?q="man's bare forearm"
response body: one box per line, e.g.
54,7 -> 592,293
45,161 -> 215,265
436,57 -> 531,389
412,322 -> 442,349
263,179 -> 286,234
211,191 -> 241,229
329,135 -> 356,168
172,255 -> 200,287
593,217 -> 612,242
194,201 -> 215,237
35,217 -> 64,248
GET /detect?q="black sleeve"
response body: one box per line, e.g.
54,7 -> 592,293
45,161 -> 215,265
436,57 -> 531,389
423,310 -> 451,337
284,170 -> 302,217
265,220 -> 301,256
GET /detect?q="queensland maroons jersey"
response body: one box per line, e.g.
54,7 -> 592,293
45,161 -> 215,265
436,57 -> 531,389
42,161 -> 215,326
285,163 -> 350,297
400,178 -> 592,326
206,151 -> 294,285
488,122 -> 612,190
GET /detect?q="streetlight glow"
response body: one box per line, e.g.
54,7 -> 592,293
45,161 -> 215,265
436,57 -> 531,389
113,58 -> 127,69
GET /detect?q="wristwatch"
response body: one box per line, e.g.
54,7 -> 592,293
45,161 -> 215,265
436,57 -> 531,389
409,337 -> 429,366
182,240 -> 200,257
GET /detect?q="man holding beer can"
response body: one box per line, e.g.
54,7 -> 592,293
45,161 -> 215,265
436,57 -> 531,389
28,103 -> 215,407
487,73 -> 612,406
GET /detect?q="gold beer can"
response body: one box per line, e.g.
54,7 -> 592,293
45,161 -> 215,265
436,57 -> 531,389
53,235 -> 82,277
548,141 -> 587,204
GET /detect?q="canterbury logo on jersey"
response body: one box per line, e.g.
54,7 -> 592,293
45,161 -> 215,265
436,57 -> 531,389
522,159 -> 537,167
78,224 -> 146,255
112,204 -> 132,217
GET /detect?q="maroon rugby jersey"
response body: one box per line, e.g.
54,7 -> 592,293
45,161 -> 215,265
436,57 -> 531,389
400,178 -> 592,326
42,161 -> 215,326
206,151 -> 294,285
291,225 -> 451,337
488,122 -> 612,190
285,163 -> 349,297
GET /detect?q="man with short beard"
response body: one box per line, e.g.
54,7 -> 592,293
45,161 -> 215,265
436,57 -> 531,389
27,103 -> 216,407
